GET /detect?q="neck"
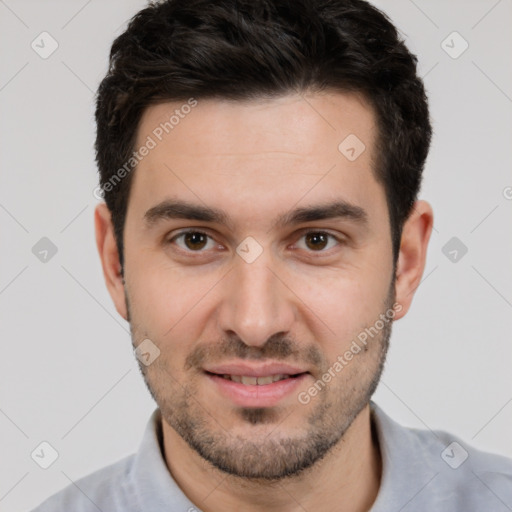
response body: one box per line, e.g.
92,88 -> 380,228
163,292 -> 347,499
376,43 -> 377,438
161,404 -> 382,512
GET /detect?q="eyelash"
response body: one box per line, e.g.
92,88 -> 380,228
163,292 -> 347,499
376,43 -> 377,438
167,229 -> 343,255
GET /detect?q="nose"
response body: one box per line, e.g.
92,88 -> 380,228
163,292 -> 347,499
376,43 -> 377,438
216,248 -> 296,348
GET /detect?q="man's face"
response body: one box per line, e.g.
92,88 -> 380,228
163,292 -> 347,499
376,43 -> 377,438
120,92 -> 398,479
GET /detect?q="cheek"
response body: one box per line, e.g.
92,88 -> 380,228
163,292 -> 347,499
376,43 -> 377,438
127,258 -> 223,340
290,268 -> 390,351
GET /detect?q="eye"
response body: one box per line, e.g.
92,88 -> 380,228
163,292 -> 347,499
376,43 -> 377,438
294,231 -> 341,252
170,230 -> 217,252
167,229 -> 342,255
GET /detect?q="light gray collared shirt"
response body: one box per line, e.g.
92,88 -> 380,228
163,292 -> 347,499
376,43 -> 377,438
31,401 -> 512,511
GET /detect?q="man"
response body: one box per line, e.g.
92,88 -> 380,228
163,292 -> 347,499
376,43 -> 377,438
32,0 -> 512,510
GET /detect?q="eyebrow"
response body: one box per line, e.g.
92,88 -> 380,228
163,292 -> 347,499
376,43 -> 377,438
143,199 -> 368,230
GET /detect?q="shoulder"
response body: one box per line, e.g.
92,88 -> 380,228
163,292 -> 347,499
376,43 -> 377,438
414,425 -> 512,503
416,427 -> 512,510
370,402 -> 512,511
30,454 -> 136,512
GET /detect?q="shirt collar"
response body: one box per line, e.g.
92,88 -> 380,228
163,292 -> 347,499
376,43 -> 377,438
368,400 -> 440,511
128,408 -> 198,511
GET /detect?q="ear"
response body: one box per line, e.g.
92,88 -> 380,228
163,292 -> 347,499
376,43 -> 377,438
94,203 -> 128,320
393,200 -> 434,320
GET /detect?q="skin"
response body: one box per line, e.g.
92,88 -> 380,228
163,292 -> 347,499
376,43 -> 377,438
95,91 -> 433,512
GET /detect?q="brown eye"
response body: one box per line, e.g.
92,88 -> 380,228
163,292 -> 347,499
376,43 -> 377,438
295,231 -> 341,253
184,232 -> 208,250
171,231 -> 215,252
304,232 -> 329,250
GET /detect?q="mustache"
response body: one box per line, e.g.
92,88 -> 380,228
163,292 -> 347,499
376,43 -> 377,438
184,333 -> 324,372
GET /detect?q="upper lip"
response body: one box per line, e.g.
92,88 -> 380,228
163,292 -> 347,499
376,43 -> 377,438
203,362 -> 309,377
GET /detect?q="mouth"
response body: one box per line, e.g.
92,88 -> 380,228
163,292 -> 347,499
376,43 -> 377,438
203,366 -> 311,407
206,372 -> 305,385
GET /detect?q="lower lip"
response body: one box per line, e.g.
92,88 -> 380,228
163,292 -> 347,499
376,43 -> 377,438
206,373 -> 310,407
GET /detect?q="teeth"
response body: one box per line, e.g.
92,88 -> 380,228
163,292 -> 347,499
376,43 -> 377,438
241,376 -> 258,385
222,374 -> 291,385
256,375 -> 274,385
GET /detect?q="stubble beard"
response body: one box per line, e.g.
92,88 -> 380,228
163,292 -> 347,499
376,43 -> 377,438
127,285 -> 395,481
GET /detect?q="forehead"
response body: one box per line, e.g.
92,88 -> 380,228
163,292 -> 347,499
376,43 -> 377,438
137,91 -> 376,160
128,91 -> 387,231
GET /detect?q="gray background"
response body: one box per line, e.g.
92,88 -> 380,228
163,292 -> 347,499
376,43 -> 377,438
1,1 -> 511,510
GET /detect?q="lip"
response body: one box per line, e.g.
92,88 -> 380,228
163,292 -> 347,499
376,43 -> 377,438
206,373 -> 309,407
203,361 -> 310,407
203,361 -> 308,378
